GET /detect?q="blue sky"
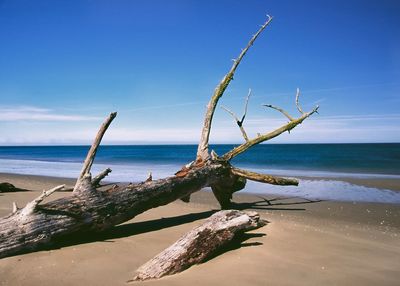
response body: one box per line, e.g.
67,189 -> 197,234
0,0 -> 399,145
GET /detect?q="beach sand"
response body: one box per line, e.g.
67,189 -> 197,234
0,174 -> 399,286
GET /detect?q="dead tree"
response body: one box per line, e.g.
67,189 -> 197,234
0,15 -> 318,259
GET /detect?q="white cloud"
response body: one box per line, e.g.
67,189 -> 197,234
0,106 -> 102,122
0,111 -> 399,145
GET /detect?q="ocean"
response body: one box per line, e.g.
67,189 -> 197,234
0,144 -> 399,203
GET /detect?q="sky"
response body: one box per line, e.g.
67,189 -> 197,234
0,0 -> 399,145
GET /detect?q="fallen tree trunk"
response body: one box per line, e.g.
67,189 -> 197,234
131,210 -> 266,282
0,15 -> 318,260
0,161 -> 237,258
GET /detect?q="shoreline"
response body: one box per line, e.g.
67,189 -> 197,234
1,171 -> 400,202
0,173 -> 399,285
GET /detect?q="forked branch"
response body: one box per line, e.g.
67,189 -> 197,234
92,168 -> 112,187
74,112 -> 117,191
221,89 -> 252,141
222,100 -> 319,161
197,15 -> 273,161
19,185 -> 65,217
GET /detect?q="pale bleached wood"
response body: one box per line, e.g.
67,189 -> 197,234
222,105 -> 319,161
221,88 -> 252,142
231,167 -> 298,186
91,168 -> 112,187
0,160 -> 237,259
295,88 -> 304,114
130,210 -> 266,282
196,16 -> 273,161
74,112 -> 116,191
262,104 -> 294,121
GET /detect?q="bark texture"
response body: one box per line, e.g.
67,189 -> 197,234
0,161 -> 239,259
131,210 -> 266,281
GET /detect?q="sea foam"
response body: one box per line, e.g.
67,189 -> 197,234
1,158 -> 399,204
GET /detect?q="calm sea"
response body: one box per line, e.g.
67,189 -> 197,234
0,144 -> 399,203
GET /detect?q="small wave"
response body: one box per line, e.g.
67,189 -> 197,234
1,158 -> 399,204
243,180 -> 400,204
237,166 -> 400,179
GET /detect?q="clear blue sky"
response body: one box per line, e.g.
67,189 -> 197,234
0,0 -> 399,145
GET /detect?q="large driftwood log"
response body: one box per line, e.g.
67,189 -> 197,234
131,210 -> 266,282
0,15 -> 318,259
0,161 -> 235,258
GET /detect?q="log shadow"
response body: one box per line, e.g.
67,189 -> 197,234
52,196 -> 318,249
0,182 -> 31,193
49,210 -> 218,249
203,232 -> 266,264
44,197 -> 318,250
231,196 -> 323,211
7,197 -> 321,258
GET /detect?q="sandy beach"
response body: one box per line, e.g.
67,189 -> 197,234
0,173 -> 399,286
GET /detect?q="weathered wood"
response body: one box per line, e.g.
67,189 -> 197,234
221,105 -> 319,161
0,161 -> 237,259
75,112 -> 116,190
130,210 -> 266,282
91,168 -> 112,187
196,15 -> 273,161
221,88 -> 252,142
231,167 -> 299,186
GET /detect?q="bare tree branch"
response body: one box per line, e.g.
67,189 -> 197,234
91,168 -> 112,187
74,112 -> 117,192
145,172 -> 153,182
295,88 -> 304,114
222,105 -> 319,161
231,167 -> 298,186
19,185 -> 65,217
241,88 -> 252,123
220,89 -> 252,142
262,104 -> 294,121
12,202 -> 18,214
196,15 -> 273,161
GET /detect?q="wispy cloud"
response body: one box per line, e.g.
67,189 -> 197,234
0,106 -> 102,122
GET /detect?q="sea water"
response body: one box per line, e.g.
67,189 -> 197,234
0,144 -> 399,203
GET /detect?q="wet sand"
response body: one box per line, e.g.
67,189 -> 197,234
0,174 -> 399,286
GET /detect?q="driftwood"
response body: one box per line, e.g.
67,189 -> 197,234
131,210 -> 266,281
0,15 -> 318,260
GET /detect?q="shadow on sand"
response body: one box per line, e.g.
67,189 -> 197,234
10,196 -> 322,259
232,196 -> 322,212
